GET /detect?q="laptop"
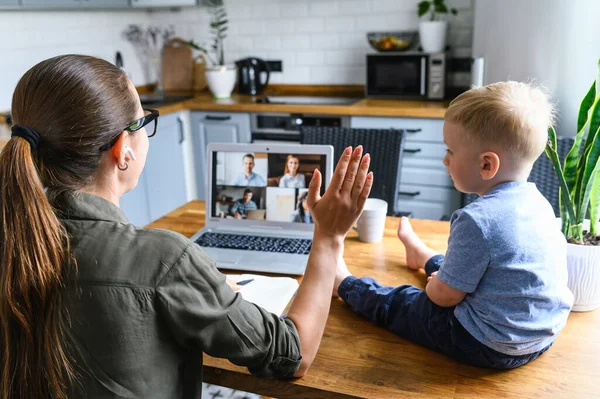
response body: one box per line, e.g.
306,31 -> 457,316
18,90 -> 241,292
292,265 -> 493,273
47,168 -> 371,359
191,143 -> 334,275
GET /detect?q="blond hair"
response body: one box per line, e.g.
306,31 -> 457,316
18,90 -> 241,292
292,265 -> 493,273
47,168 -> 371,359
445,81 -> 555,162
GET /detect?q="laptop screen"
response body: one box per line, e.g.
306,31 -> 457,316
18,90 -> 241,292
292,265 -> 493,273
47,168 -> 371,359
210,151 -> 328,224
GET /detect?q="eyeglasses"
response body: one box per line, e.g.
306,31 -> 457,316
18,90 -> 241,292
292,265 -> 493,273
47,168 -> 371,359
99,108 -> 160,151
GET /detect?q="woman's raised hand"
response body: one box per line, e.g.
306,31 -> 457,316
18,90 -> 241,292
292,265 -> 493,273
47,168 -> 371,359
306,146 -> 373,239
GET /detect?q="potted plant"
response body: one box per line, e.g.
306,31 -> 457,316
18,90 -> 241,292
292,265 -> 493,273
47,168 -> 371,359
417,0 -> 457,53
545,59 -> 600,311
186,0 -> 236,99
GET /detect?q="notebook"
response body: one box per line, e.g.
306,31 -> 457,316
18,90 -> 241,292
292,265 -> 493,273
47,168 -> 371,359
191,143 -> 334,275
226,274 -> 299,316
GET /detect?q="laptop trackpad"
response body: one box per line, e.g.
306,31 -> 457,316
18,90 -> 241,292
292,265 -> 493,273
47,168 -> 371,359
204,248 -> 243,265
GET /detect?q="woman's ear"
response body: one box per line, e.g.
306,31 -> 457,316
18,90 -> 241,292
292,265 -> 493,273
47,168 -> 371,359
480,151 -> 500,180
111,132 -> 129,169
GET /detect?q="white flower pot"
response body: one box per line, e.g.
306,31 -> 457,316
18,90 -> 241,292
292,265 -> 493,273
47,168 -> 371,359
418,20 -> 448,53
567,242 -> 600,311
205,65 -> 237,99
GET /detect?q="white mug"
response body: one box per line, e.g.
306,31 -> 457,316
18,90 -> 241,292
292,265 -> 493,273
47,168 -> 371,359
354,198 -> 388,243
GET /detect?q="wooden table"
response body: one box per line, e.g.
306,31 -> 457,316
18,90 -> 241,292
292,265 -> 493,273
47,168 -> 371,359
147,201 -> 599,399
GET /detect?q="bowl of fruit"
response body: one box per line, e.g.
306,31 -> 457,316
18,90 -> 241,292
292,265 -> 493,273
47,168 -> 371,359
367,31 -> 418,52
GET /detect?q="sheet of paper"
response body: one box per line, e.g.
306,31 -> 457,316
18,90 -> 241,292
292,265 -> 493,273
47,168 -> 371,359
227,274 -> 299,316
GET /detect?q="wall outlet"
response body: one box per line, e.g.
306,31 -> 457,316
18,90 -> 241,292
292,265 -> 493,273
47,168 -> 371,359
266,60 -> 283,72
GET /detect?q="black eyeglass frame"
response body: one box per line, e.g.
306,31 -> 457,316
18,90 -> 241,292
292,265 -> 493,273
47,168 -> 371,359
99,108 -> 160,151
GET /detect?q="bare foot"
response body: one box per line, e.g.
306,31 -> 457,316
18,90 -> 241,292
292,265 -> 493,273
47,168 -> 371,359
397,217 -> 438,270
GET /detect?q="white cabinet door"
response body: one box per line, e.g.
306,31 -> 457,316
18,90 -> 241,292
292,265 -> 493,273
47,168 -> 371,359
130,0 -> 196,7
191,112 -> 252,200
120,112 -> 188,226
83,0 -> 129,7
0,0 -> 19,6
22,0 -> 78,6
144,112 -> 188,222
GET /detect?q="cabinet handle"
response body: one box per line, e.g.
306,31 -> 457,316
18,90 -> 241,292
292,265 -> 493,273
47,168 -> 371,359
205,115 -> 231,121
399,191 -> 421,197
406,128 -> 422,133
403,148 -> 422,154
177,117 -> 184,144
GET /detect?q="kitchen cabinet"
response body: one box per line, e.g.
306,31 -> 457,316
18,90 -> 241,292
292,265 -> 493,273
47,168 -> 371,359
121,112 -> 188,226
0,0 -> 19,6
191,111 -> 252,200
22,0 -> 128,6
82,0 -> 129,7
130,0 -> 197,7
351,116 -> 460,220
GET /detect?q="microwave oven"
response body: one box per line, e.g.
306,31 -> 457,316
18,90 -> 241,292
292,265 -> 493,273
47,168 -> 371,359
366,52 -> 447,100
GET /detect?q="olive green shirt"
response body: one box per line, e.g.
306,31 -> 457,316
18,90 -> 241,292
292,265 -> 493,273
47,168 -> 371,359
52,192 -> 301,398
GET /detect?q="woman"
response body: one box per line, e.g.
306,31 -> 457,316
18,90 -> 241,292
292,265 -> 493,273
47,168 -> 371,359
279,154 -> 306,188
0,55 -> 373,399
290,191 -> 312,223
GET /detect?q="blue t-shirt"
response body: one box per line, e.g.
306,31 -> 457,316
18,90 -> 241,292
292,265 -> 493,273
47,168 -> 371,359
437,181 -> 573,356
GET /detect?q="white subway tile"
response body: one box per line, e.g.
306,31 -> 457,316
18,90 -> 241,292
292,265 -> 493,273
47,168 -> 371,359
324,16 -> 356,32
295,17 -> 325,33
251,3 -> 281,19
325,49 -> 365,66
337,0 -> 371,16
337,33 -> 371,49
371,0 -> 418,13
280,3 -> 309,18
226,36 -> 255,52
355,15 -> 394,31
265,19 -> 296,34
236,20 -> 265,35
309,0 -> 339,16
295,50 -> 325,65
451,0 -> 474,10
284,66 -> 312,83
448,28 -> 472,48
281,35 -> 312,50
310,34 -> 340,49
228,5 -> 254,20
253,36 -> 282,51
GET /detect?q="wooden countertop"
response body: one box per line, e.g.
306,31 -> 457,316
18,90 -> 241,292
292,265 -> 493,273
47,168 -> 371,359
168,93 -> 449,119
148,200 -> 599,399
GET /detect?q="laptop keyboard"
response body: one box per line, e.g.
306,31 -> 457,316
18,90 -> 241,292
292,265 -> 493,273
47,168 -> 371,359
195,233 -> 312,255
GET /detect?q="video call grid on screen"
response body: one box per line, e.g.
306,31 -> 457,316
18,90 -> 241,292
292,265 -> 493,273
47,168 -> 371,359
210,151 -> 328,224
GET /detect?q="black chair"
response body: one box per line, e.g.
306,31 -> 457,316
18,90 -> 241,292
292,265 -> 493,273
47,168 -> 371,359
301,126 -> 406,216
462,137 -> 576,216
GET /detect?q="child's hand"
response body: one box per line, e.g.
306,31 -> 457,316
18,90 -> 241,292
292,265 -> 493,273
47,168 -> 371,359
427,271 -> 438,283
226,279 -> 242,292
307,146 -> 373,240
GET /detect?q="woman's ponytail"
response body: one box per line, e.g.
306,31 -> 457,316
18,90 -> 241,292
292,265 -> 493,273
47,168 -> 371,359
0,136 -> 75,399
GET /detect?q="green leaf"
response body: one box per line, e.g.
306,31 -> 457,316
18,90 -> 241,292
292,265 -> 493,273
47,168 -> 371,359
418,1 -> 431,17
434,3 -> 449,13
590,162 -> 600,235
451,8 -> 458,15
574,96 -> 600,220
563,85 -> 597,210
546,126 -> 577,225
433,0 -> 445,5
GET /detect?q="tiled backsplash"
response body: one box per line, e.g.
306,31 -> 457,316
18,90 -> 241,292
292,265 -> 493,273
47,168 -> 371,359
153,0 -> 475,85
0,10 -> 150,111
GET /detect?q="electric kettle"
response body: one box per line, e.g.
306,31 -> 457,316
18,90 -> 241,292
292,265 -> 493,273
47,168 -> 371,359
235,57 -> 270,95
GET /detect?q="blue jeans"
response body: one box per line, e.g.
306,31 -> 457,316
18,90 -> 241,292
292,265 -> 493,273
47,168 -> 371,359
337,255 -> 552,369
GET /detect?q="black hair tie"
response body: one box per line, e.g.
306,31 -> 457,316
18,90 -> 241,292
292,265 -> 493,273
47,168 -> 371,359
11,124 -> 41,150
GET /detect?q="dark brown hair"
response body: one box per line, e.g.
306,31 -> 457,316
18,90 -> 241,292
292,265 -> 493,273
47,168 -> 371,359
0,54 -> 138,399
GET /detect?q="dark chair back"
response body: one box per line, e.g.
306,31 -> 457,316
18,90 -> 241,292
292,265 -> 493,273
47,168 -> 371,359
462,137 -> 576,216
301,127 -> 406,215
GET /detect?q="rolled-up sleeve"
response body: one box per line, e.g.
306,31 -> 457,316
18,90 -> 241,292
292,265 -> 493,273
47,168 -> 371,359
155,243 -> 301,379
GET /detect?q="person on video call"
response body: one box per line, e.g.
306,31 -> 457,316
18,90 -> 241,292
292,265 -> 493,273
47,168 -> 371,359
231,188 -> 258,219
279,154 -> 306,188
233,153 -> 266,186
290,191 -> 313,223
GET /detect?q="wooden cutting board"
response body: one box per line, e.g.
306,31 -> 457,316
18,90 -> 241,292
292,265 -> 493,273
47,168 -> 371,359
161,38 -> 193,92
